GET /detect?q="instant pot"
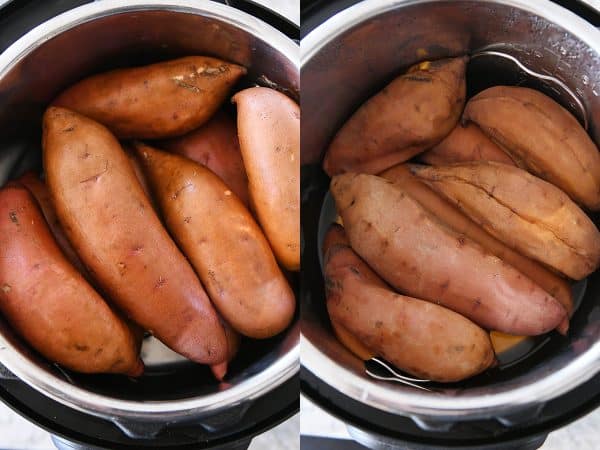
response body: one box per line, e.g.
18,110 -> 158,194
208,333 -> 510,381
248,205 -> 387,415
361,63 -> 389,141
300,1 -> 600,449
0,0 -> 299,448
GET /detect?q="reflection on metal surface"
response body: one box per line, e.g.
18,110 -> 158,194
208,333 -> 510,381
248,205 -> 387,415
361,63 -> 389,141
365,358 -> 433,392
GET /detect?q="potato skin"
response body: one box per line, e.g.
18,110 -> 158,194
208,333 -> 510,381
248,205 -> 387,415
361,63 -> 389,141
463,86 -> 600,210
16,171 -> 88,276
160,110 -> 250,207
43,107 -> 227,364
421,123 -> 515,166
323,56 -> 468,176
331,173 -> 567,336
410,162 -> 600,280
0,185 -> 143,375
381,164 -> 572,331
232,87 -> 300,271
52,56 -> 247,139
324,225 -> 495,382
134,143 -> 295,339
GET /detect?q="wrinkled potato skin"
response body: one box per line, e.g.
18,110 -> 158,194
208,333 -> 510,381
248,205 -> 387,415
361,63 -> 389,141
52,57 -> 247,139
421,123 -> 515,166
331,173 -> 567,336
0,186 -> 143,375
463,86 -> 600,210
16,172 -> 88,276
381,164 -> 572,331
324,226 -> 495,382
160,111 -> 250,207
410,162 -> 600,280
43,107 -> 227,364
323,56 -> 468,176
232,87 -> 300,271
134,143 -> 295,339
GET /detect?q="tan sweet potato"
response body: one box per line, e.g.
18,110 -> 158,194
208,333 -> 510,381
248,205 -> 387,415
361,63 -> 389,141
16,171 -> 88,276
232,87 -> 300,271
410,162 -> 600,280
324,224 -> 495,382
421,122 -> 515,166
322,56 -> 467,176
160,110 -> 250,207
52,57 -> 247,139
381,164 -> 573,331
134,143 -> 295,339
331,173 -> 567,336
463,86 -> 600,210
0,185 -> 143,375
43,107 -> 228,364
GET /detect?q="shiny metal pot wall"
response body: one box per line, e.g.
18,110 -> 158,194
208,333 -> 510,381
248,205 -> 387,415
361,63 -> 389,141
0,0 -> 299,426
301,0 -> 600,422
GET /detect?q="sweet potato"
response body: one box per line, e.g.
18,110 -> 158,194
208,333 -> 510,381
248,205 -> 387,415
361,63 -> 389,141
0,185 -> 143,375
330,173 -> 567,336
410,162 -> 600,280
43,107 -> 227,364
463,86 -> 600,210
134,143 -> 295,339
322,56 -> 468,176
421,122 -> 515,166
323,224 -> 495,382
381,164 -> 573,330
160,110 -> 250,207
210,321 -> 241,381
52,56 -> 247,139
232,87 -> 300,271
16,171 -> 88,276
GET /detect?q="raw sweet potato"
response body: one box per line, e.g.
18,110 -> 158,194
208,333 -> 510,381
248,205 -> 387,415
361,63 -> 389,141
52,57 -> 247,139
133,143 -> 295,339
210,321 -> 241,381
0,185 -> 143,375
330,173 -> 567,336
381,164 -> 573,330
160,110 -> 250,207
421,122 -> 515,166
232,87 -> 300,271
323,224 -> 495,382
43,107 -> 228,364
409,162 -> 600,280
322,56 -> 468,176
463,86 -> 600,210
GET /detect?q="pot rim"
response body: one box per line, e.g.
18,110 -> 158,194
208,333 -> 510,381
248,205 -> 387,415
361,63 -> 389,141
300,0 -> 600,419
0,0 -> 299,421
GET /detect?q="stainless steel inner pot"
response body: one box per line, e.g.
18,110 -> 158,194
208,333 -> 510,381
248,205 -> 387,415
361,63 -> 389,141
0,0 -> 299,429
301,0 -> 600,424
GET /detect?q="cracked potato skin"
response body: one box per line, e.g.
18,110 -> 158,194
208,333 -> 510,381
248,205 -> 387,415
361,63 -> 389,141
52,56 -> 247,139
133,142 -> 295,339
463,86 -> 600,210
330,173 -> 567,336
42,107 -> 227,365
0,185 -> 143,375
323,56 -> 468,176
323,225 -> 495,382
410,162 -> 600,280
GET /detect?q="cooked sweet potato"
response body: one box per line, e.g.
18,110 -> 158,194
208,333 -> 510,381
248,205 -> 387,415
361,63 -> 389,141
210,321 -> 241,381
421,122 -> 515,166
323,224 -> 495,382
0,185 -> 143,375
160,110 -> 250,207
330,173 -> 567,336
381,164 -> 573,330
232,87 -> 300,271
16,171 -> 88,276
463,86 -> 600,210
134,143 -> 295,339
43,107 -> 227,364
52,56 -> 247,139
322,56 -> 468,176
410,162 -> 600,280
